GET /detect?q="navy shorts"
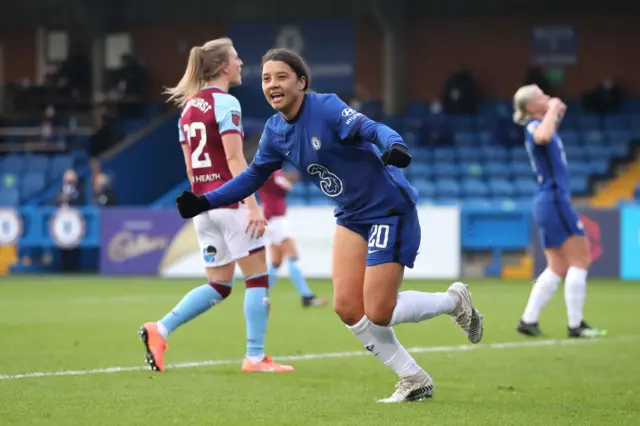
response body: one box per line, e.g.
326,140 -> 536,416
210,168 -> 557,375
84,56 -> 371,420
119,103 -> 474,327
337,207 -> 421,268
533,199 -> 585,249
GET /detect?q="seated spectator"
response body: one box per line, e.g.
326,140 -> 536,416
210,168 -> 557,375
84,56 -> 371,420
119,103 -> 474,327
581,78 -> 624,115
94,173 -> 118,206
441,67 -> 479,114
523,66 -> 552,95
89,109 -> 120,177
419,100 -> 454,146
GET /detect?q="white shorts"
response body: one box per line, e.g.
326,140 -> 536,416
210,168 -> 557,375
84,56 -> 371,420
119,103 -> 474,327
192,206 -> 265,268
265,215 -> 294,246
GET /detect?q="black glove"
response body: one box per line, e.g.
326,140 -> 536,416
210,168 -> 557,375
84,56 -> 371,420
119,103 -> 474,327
381,144 -> 412,168
176,190 -> 210,219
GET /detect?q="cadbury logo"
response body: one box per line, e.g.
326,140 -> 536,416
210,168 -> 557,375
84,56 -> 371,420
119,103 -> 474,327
108,231 -> 169,262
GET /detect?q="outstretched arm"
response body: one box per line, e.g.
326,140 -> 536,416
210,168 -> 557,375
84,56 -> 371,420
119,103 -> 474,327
203,162 -> 274,209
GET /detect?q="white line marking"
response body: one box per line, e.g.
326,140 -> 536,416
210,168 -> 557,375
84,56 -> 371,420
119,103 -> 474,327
0,335 -> 636,381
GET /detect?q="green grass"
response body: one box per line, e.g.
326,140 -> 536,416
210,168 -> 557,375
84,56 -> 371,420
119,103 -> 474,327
0,276 -> 639,426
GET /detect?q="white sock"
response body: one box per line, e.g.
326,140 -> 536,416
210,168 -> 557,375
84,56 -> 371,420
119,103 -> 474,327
246,354 -> 266,364
565,266 -> 588,328
347,316 -> 422,378
521,268 -> 561,324
156,321 -> 169,340
389,291 -> 457,327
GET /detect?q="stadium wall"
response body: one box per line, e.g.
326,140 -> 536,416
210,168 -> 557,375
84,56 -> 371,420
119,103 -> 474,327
3,15 -> 640,100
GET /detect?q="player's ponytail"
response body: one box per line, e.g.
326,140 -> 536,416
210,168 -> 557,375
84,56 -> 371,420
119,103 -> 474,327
512,84 -> 539,125
164,38 -> 234,107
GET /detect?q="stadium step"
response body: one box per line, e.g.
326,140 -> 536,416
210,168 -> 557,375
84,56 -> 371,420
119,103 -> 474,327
590,159 -> 640,207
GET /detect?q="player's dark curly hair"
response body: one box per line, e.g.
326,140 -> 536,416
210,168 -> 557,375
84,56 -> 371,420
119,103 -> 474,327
261,48 -> 311,91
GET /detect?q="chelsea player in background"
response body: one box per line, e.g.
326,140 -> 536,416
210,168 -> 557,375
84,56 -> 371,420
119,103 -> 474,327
513,85 -> 605,338
175,48 -> 484,403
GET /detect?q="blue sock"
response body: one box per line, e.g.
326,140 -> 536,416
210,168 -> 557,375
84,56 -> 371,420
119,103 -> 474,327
158,281 -> 231,337
244,273 -> 269,358
287,257 -> 313,297
267,264 -> 279,289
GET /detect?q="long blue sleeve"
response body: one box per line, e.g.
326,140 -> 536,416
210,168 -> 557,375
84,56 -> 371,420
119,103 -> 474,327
203,162 -> 273,209
355,118 -> 406,151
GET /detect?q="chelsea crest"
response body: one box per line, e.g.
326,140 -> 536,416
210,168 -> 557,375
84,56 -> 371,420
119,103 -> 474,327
311,137 -> 322,150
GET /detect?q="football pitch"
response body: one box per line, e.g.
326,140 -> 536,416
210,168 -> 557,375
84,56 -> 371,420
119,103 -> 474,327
1,276 -> 639,426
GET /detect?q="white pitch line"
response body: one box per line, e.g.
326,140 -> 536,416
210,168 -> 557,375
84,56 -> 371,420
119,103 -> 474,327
0,335 -> 636,381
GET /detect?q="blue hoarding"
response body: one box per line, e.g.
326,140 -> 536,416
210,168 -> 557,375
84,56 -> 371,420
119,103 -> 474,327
621,206 -> 640,279
228,20 -> 355,94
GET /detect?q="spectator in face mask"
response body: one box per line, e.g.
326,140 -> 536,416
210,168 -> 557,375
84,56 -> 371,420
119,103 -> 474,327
419,100 -> 454,146
56,169 -> 84,206
93,173 -> 118,206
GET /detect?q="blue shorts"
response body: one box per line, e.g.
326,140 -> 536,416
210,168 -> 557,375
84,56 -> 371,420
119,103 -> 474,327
336,207 -> 421,268
533,199 -> 585,249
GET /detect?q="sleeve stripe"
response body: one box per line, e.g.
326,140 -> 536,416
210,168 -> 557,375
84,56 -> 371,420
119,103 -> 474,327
220,129 -> 242,136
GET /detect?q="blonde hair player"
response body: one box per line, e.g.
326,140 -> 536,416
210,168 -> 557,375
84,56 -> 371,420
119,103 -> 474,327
139,38 -> 294,373
258,169 -> 328,307
174,48 -> 484,403
513,84 -> 606,338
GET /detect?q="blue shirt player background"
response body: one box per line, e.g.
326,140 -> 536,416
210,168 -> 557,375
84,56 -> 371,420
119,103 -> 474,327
525,118 -> 585,249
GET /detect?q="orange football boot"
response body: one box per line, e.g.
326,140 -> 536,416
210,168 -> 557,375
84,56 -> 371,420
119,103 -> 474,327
138,322 -> 169,372
241,356 -> 294,373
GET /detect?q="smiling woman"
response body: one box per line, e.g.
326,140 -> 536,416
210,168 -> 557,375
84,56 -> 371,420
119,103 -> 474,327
260,48 -> 311,120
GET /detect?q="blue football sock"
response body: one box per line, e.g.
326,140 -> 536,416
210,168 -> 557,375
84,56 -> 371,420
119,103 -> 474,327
158,281 -> 231,337
244,273 -> 269,358
287,257 -> 313,297
267,264 -> 279,289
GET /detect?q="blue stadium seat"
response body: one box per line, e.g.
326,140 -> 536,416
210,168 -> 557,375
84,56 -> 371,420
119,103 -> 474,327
452,115 -> 475,132
510,147 -> 528,162
463,197 -> 493,208
308,197 -> 331,206
603,114 -> 628,131
433,163 -> 462,178
488,178 -> 515,198
454,132 -> 477,146
1,155 -> 24,174
286,196 -> 306,206
361,101 -> 382,119
410,163 -> 432,179
405,100 -> 428,119
481,146 -> 508,161
578,114 -> 601,131
570,177 -> 589,195
456,146 -> 481,162
433,148 -> 456,162
564,145 -> 587,161
460,163 -> 484,178
435,179 -> 460,199
584,145 -> 612,161
558,130 -> 579,146
402,131 -> 419,147
411,148 -> 431,163
413,180 -> 435,198
581,130 -> 605,144
568,161 -> 592,177
49,154 -> 75,181
25,155 -> 50,173
0,187 -> 19,206
289,183 -> 308,199
605,130 -> 633,144
514,178 -> 538,197
484,162 -> 511,178
20,172 -> 46,200
590,160 -> 610,176
510,162 -> 532,177
609,142 -> 629,158
477,131 -> 494,145
461,179 -> 489,198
